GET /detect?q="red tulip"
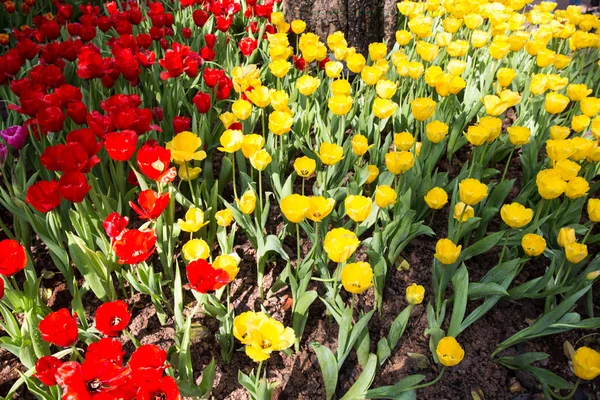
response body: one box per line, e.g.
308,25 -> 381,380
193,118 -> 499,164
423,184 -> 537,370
129,344 -> 167,383
130,190 -> 170,220
57,172 -> 91,203
104,130 -> 138,161
192,9 -> 209,27
216,15 -> 232,32
204,33 -> 216,48
136,140 -> 176,183
26,180 -> 62,213
186,259 -> 231,293
37,106 -> 66,133
39,308 -> 79,347
203,68 -> 221,88
136,376 -> 181,400
239,37 -> 258,56
0,239 -> 26,277
182,28 -> 192,39
112,228 -> 157,264
102,212 -> 129,238
35,356 -> 63,386
172,116 -> 190,133
95,300 -> 131,337
55,360 -> 130,399
192,91 -> 211,113
85,338 -> 125,366
66,101 -> 88,125
76,46 -> 104,79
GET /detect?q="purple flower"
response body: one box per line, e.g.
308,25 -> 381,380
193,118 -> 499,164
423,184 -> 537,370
0,125 -> 27,150
0,143 -> 7,166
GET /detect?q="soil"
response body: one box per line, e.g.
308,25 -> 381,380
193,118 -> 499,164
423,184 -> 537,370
2,125 -> 600,400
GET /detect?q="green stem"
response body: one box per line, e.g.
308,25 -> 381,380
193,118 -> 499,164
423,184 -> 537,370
548,379 -> 580,400
231,153 -> 238,199
532,199 -> 546,231
296,223 -> 302,267
410,367 -> 446,390
582,223 -> 595,244
497,229 -> 511,265
501,147 -> 515,182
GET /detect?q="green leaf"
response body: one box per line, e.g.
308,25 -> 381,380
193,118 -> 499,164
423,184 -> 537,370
366,375 -> 425,399
340,354 -> 378,400
458,231 -> 505,263
448,264 -> 469,337
467,282 -> 508,300
311,342 -> 339,400
387,306 -> 412,351
66,233 -> 113,301
526,366 -> 571,390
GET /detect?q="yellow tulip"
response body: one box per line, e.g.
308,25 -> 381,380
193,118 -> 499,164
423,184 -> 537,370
291,19 -> 306,34
507,126 -> 531,146
331,79 -> 351,96
572,347 -> 600,380
346,53 -> 366,73
218,129 -> 244,153
345,195 -> 372,223
232,99 -> 253,121
544,92 -> 570,114
453,202 -> 475,222
366,165 -> 379,184
424,187 -> 448,210
459,178 -> 488,205
306,196 -> 335,222
416,41 -> 439,62
178,208 -> 209,232
434,238 -> 461,265
567,84 -> 592,101
500,203 -> 534,228
536,169 -> 567,200
376,80 -> 397,99
328,95 -> 353,116
373,97 -> 398,119
587,198 -> 600,222
325,61 -> 343,78
394,132 -> 415,151
269,59 -> 291,79
411,98 -> 436,121
281,194 -> 310,223
269,111 -> 294,136
237,189 -> 257,215
565,242 -> 588,264
178,163 -> 202,181
213,254 -> 240,280
396,30 -> 412,45
426,120 -> 449,143
182,239 -> 210,262
385,151 -> 414,174
296,75 -> 320,96
368,42 -> 387,61
521,233 -> 546,257
166,131 -> 207,164
406,283 -> 425,305
215,209 -> 233,227
482,95 -> 508,116
375,185 -> 397,208
436,337 -> 465,367
250,149 -> 272,171
294,156 -> 316,177
464,125 -> 490,146
565,177 -> 589,199
554,159 -> 581,181
245,86 -> 271,108
351,134 -> 372,157
317,142 -> 344,165
341,262 -> 373,294
241,134 -> 265,158
571,114 -> 590,133
557,227 -> 577,247
323,228 -> 360,263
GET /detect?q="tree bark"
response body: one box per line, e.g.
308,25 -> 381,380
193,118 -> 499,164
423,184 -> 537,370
283,0 -> 397,55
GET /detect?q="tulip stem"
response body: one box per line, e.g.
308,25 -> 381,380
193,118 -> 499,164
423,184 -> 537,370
185,163 -> 197,205
259,170 -> 263,217
582,223 -> 594,244
410,366 -> 446,390
296,223 -> 302,267
500,147 -> 515,183
532,199 -> 546,231
231,154 -> 238,199
429,211 -> 436,226
497,229 -> 511,265
302,179 -> 305,196
547,379 -> 580,400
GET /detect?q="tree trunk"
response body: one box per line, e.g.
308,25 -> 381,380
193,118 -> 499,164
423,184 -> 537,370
283,0 -> 397,55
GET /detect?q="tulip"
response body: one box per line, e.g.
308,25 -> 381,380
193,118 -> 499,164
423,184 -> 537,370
233,311 -> 295,362
323,228 -> 360,263
385,151 -> 414,175
375,185 -> 397,208
558,227 -> 577,248
521,233 -> 546,257
588,199 -> 600,222
572,347 -> 600,380
345,195 -> 372,223
328,95 -> 353,116
130,190 -> 169,220
436,337 -> 465,367
464,125 -> 490,146
536,169 -> 566,200
426,121 -> 449,143
232,99 -> 253,121
567,84 -> 592,101
237,189 -> 257,215
250,149 -> 272,171
507,126 -> 531,146
411,98 -> 436,121
178,208 -> 209,232
215,209 -> 233,227
549,125 -> 571,140
294,156 -> 317,178
570,137 -> 595,161
361,66 -> 382,85
425,187 -> 449,210
182,239 -> 211,261
453,202 -> 475,222
346,53 -> 366,73
218,129 -> 244,153
566,242 -> 588,264
351,134 -> 372,156
39,309 -> 79,347
187,259 -> 231,294
459,178 -> 488,206
241,134 -> 265,158
331,79 -> 351,96
296,75 -> 320,96
366,165 -> 379,184
434,238 -> 461,265
306,196 -> 335,222
565,177 -> 589,199
95,300 -> 131,337
406,283 -> 425,305
376,80 -> 397,99
501,203 -> 534,228
0,239 -> 27,277
368,42 -> 387,61
545,92 -> 570,114
394,132 -> 415,151
325,61 -> 343,78
317,142 -> 344,165
269,59 -> 291,78
396,30 -> 412,45
281,194 -> 311,223
497,68 -> 517,87
245,86 -> 271,108
341,262 -> 373,294
373,97 -> 398,119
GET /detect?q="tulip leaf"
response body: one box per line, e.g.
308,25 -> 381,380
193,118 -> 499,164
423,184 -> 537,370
458,230 -> 505,263
467,282 -> 508,299
340,353 -> 378,400
311,342 -> 339,400
387,305 -> 413,353
447,264 -> 469,337
66,232 -> 113,301
365,375 -> 425,399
